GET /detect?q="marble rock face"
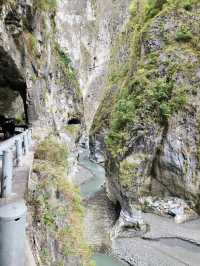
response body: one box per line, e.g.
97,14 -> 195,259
56,0 -> 131,130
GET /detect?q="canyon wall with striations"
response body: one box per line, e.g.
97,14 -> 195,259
56,0 -> 131,130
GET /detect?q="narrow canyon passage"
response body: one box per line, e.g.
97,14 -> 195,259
2,1 -> 200,265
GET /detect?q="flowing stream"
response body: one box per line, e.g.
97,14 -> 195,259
75,148 -> 127,266
79,156 -> 105,198
92,253 -> 127,266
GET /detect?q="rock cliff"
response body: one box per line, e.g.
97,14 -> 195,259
56,0 -> 131,130
91,0 -> 200,217
0,0 -> 83,131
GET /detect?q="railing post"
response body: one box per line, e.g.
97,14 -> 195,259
15,139 -> 22,167
23,133 -> 28,155
0,199 -> 27,266
27,130 -> 32,147
0,129 -> 31,266
1,149 -> 13,198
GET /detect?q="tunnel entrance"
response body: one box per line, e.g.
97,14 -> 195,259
67,118 -> 81,125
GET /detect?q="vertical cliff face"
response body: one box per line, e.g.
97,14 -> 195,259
56,0 -> 131,130
91,0 -> 200,216
0,0 -> 83,132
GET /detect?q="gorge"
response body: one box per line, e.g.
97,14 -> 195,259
1,0 -> 200,265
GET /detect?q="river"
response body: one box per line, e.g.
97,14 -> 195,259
72,148 -> 127,266
92,253 -> 127,266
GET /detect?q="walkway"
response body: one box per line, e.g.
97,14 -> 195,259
0,129 -> 36,266
12,152 -> 34,198
12,150 -> 36,266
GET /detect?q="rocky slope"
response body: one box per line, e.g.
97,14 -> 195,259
28,136 -> 94,266
90,0 -> 200,220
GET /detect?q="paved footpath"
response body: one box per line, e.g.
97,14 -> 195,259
12,152 -> 34,198
11,151 -> 36,266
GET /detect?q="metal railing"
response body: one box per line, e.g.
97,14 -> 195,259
0,129 -> 32,198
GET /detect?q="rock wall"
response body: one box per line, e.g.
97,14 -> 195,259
0,86 -> 24,119
0,0 -> 83,131
56,0 -> 131,130
91,0 -> 200,215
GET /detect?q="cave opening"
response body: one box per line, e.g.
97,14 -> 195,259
67,118 -> 81,125
0,47 -> 28,140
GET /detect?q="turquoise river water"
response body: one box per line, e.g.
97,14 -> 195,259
78,150 -> 126,266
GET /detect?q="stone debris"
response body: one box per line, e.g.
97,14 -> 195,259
121,209 -> 143,224
139,196 -> 198,224
111,209 -> 147,239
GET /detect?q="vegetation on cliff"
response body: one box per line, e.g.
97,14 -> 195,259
97,0 -> 200,158
29,136 -> 95,266
54,42 -> 81,98
34,0 -> 57,12
90,0 -> 200,197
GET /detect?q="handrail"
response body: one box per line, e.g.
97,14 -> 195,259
0,130 -> 30,153
0,129 -> 32,198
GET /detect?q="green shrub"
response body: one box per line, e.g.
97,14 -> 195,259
146,0 -> 167,18
34,135 -> 68,167
106,69 -> 188,157
176,26 -> 193,42
129,0 -> 167,20
167,0 -> 198,8
120,160 -> 139,187
34,0 -> 57,12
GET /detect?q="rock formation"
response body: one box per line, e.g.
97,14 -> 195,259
56,0 -> 131,130
91,0 -> 200,221
0,0 -> 83,131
